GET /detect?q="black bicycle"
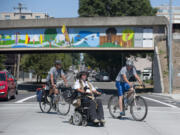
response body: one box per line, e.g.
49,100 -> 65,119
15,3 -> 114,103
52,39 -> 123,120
39,85 -> 71,115
108,84 -> 148,121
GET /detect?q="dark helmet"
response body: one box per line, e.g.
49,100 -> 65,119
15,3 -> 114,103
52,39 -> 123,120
78,71 -> 89,79
126,60 -> 134,67
55,60 -> 62,65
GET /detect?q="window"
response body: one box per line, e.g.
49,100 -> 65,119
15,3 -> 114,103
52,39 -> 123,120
21,16 -> 26,19
35,16 -> 40,19
5,15 -> 10,20
0,73 -> 6,81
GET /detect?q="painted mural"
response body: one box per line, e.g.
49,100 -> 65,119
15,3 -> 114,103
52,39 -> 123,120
0,26 -> 153,48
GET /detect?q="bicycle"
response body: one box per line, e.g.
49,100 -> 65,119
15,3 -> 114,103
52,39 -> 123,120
38,84 -> 71,116
108,84 -> 148,121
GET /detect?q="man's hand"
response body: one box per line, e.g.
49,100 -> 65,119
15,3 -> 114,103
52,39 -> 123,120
96,91 -> 101,95
64,83 -> 68,87
128,82 -> 133,88
52,84 -> 56,89
81,89 -> 85,93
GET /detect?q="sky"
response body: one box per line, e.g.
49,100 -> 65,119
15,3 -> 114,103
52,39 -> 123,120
0,0 -> 180,18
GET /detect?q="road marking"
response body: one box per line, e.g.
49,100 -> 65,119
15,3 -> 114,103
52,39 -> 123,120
15,95 -> 36,103
142,96 -> 178,108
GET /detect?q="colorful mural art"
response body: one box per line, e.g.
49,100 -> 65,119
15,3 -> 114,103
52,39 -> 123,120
0,26 -> 154,48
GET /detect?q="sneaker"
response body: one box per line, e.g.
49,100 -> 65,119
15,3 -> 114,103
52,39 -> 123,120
120,112 -> 125,116
100,119 -> 105,123
93,119 -> 100,123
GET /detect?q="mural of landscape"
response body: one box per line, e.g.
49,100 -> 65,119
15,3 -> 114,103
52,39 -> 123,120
0,26 -> 154,48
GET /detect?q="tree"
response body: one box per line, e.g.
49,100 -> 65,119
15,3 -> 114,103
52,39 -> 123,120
79,0 -> 155,80
79,0 -> 157,17
21,53 -> 73,83
84,52 -> 153,80
44,28 -> 57,48
0,54 -> 6,70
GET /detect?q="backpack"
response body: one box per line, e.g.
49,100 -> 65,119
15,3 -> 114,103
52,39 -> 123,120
36,88 -> 43,102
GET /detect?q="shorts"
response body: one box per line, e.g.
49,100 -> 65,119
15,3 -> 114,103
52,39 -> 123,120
115,81 -> 130,96
46,82 -> 56,89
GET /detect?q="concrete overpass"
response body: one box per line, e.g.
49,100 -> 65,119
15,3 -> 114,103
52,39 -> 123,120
0,16 -> 168,93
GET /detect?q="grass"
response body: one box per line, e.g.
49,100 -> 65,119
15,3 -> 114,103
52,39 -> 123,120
99,43 -> 121,48
19,40 -> 41,44
44,44 -> 57,48
0,40 -> 15,45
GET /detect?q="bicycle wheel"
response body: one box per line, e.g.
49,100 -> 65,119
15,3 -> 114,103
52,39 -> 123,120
39,91 -> 52,113
130,96 -> 148,121
108,95 -> 120,118
56,93 -> 71,115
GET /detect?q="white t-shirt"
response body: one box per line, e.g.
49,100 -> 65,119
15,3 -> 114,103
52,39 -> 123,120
73,80 -> 96,93
116,66 -> 137,82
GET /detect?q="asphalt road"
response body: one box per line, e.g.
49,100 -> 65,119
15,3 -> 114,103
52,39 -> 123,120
1,72 -> 180,135
0,100 -> 180,135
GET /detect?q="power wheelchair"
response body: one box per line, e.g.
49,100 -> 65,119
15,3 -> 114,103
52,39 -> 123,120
63,88 -> 104,127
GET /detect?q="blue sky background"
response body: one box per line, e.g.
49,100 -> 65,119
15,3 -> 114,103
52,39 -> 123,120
0,0 -> 180,18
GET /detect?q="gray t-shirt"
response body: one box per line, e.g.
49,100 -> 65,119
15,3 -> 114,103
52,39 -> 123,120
46,67 -> 64,83
116,66 -> 137,82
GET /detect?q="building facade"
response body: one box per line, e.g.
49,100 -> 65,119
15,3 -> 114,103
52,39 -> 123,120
0,12 -> 49,20
156,5 -> 180,32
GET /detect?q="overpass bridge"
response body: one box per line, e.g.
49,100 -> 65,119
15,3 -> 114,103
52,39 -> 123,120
0,16 -> 168,93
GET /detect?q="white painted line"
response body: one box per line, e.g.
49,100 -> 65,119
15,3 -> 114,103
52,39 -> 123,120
15,95 -> 36,103
142,96 -> 178,108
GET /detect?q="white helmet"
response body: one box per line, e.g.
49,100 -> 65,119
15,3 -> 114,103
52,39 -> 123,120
126,60 -> 134,67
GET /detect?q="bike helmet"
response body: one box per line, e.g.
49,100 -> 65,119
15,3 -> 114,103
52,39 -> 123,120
78,71 -> 89,79
126,60 -> 134,67
55,60 -> 62,65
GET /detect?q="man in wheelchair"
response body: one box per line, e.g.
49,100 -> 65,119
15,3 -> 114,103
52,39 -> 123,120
73,71 -> 105,124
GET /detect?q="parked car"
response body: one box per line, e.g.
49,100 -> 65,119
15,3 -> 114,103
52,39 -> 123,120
142,68 -> 152,81
95,72 -> 110,82
0,71 -> 17,100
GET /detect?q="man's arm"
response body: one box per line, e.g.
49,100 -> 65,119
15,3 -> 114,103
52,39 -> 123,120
50,74 -> 56,88
77,88 -> 85,93
61,74 -> 67,86
122,74 -> 132,87
134,74 -> 143,85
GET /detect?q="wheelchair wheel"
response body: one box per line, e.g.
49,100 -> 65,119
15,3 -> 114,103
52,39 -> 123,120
100,122 -> 105,127
82,120 -> 88,127
73,112 -> 82,126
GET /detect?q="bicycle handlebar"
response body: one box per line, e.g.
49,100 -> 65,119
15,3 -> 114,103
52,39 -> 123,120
133,84 -> 145,89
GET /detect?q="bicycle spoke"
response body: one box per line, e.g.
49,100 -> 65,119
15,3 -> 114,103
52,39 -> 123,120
130,96 -> 148,121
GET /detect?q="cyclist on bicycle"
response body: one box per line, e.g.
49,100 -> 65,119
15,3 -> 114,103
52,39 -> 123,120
46,60 -> 68,101
115,59 -> 143,116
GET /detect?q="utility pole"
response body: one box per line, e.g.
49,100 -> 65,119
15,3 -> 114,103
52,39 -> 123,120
14,3 -> 27,19
168,0 -> 173,94
13,3 -> 27,80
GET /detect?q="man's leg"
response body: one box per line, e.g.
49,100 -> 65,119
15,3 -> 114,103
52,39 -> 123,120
116,81 -> 124,113
118,96 -> 123,112
89,99 -> 99,122
96,99 -> 104,120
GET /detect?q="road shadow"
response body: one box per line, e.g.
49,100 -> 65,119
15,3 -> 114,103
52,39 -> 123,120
18,83 -> 44,91
37,111 -> 57,115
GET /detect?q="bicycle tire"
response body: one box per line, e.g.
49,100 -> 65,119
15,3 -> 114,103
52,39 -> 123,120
57,93 -> 71,116
130,96 -> 148,121
108,95 -> 120,118
39,91 -> 52,113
